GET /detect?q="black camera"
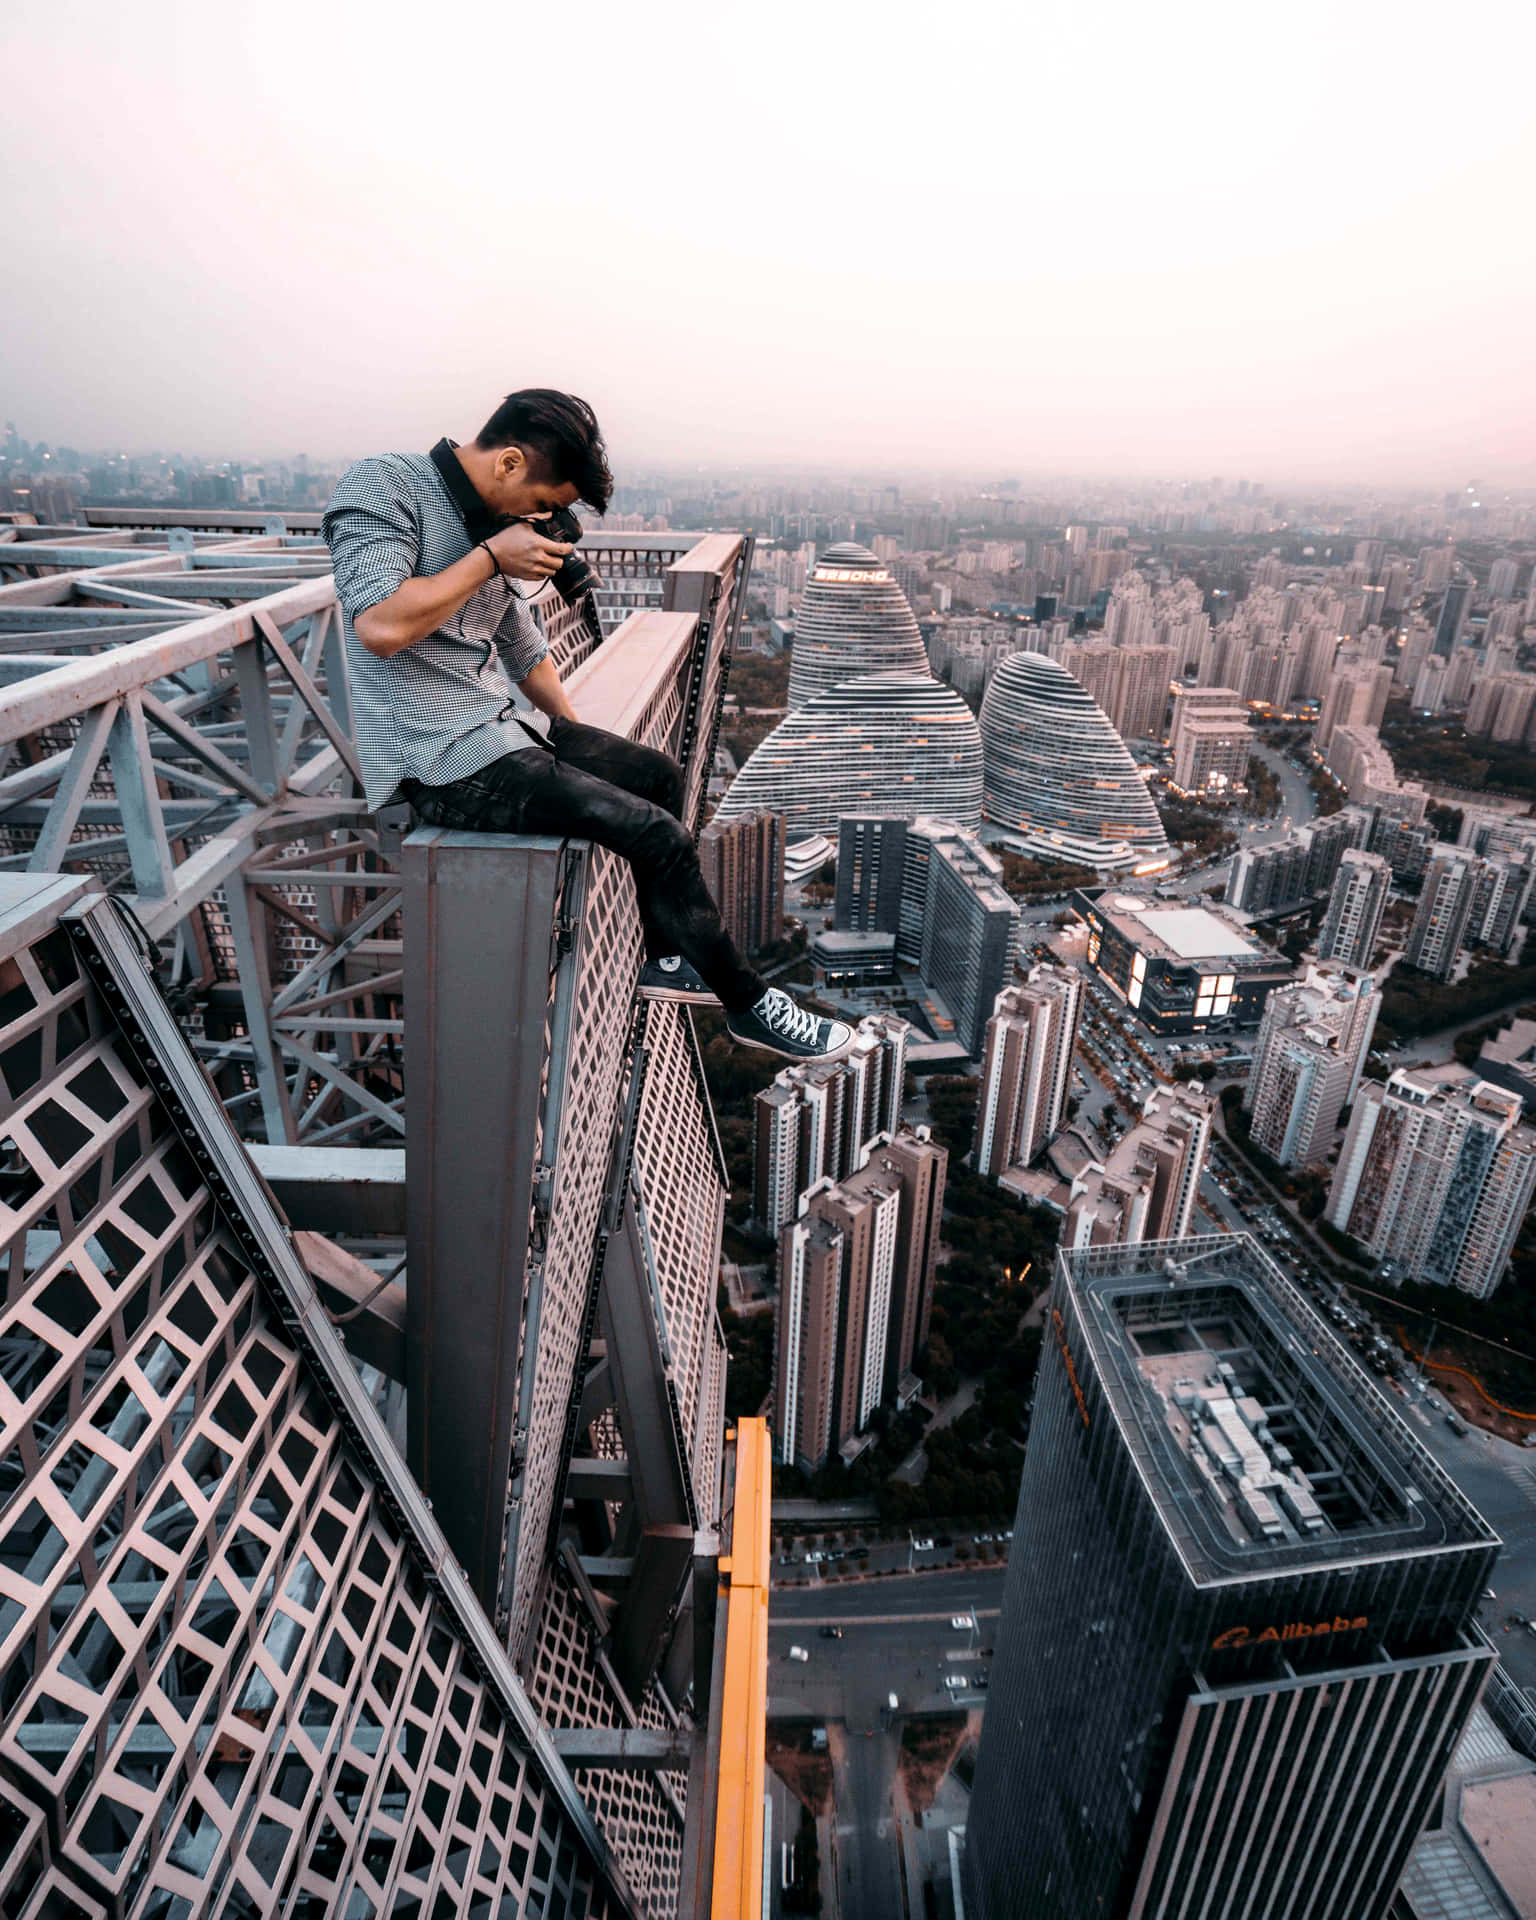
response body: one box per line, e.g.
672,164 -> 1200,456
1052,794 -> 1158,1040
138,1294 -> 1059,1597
519,506 -> 600,605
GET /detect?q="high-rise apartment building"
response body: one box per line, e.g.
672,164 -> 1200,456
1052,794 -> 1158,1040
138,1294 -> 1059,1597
964,1234 -> 1498,1920
1314,661 -> 1393,752
1245,962 -> 1379,1166
975,967 -> 1084,1181
1315,846 -> 1391,966
1225,810 -> 1364,918
1406,851 -> 1484,979
1487,555 -> 1520,600
698,807 -> 784,956
1169,685 -> 1250,797
1062,1084 -> 1213,1248
752,1013 -> 908,1232
773,1127 -> 946,1469
1328,1068 -> 1536,1296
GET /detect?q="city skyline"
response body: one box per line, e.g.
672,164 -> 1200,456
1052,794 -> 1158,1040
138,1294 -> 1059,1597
4,3 -> 1535,483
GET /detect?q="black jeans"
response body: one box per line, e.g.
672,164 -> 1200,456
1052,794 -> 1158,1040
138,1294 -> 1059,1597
407,717 -> 768,1015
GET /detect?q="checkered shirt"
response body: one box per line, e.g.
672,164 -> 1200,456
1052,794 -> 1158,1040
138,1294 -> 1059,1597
323,452 -> 552,810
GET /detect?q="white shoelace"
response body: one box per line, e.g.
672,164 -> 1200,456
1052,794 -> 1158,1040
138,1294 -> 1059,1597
761,992 -> 824,1047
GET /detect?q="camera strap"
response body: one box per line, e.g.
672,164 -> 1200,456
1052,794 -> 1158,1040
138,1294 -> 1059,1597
428,436 -> 501,543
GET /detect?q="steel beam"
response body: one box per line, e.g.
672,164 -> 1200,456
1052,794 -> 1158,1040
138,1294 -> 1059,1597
549,1726 -> 693,1772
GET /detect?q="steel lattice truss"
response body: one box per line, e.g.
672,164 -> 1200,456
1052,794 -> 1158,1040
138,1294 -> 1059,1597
0,510 -> 759,1918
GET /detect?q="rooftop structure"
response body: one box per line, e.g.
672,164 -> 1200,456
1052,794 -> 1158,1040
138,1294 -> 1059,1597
1076,887 -> 1292,1032
978,651 -> 1171,873
714,673 -> 983,842
964,1232 -> 1498,1920
0,514 -> 770,1918
1475,1016 -> 1536,1114
784,541 -> 928,710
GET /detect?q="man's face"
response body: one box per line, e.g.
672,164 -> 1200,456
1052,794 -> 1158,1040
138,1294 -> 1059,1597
485,444 -> 580,524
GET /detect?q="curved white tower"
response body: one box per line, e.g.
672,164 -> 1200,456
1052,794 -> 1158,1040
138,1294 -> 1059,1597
979,653 -> 1170,872
715,674 -> 983,842
786,543 -> 928,710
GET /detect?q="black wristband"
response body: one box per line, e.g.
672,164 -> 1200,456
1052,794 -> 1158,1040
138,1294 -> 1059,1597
478,540 -> 500,579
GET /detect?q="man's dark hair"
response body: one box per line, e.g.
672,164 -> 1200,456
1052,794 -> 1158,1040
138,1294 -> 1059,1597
476,389 -> 613,512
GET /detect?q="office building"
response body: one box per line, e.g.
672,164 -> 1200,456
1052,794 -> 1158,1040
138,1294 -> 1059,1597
1245,962 -> 1380,1166
785,541 -> 929,710
715,673 -> 984,842
752,1013 -> 909,1232
1406,851 -> 1484,979
1169,685 -> 1251,797
698,807 -> 784,956
1062,1084 -> 1213,1247
1075,889 -> 1293,1033
979,652 -> 1171,872
1329,1069 -> 1536,1297
773,1127 -> 947,1470
917,823 -> 1021,1055
964,1233 -> 1498,1920
833,814 -> 1020,1050
975,967 -> 1085,1181
1316,847 -> 1391,967
1433,578 -> 1473,656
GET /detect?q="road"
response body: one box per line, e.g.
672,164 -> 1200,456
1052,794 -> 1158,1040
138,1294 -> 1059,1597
768,1568 -> 1006,1920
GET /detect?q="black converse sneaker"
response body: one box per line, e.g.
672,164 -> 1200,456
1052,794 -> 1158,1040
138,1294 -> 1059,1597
726,989 -> 855,1060
636,955 -> 719,1005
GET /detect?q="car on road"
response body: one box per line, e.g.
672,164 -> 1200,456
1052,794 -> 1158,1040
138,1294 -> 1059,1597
788,1645 -> 810,1663
1446,1412 -> 1469,1437
912,1537 -> 935,1551
820,1625 -> 844,1639
952,1615 -> 976,1631
944,1673 -> 968,1691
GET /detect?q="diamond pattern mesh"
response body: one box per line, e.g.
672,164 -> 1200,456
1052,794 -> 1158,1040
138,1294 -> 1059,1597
0,916 -> 622,1918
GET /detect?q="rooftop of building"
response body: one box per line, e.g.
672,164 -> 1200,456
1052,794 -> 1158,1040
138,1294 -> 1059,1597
1084,891 -> 1277,966
1059,1234 -> 1498,1586
1478,1017 -> 1536,1071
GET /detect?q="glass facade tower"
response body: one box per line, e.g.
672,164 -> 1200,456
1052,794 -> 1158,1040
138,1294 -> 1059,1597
964,1234 -> 1498,1920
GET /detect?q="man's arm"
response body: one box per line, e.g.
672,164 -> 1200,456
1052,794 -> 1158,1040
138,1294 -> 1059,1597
355,522 -> 573,658
517,655 -> 578,724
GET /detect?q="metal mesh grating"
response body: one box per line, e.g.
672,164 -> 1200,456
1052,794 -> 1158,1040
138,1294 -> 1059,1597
0,902 -> 626,1918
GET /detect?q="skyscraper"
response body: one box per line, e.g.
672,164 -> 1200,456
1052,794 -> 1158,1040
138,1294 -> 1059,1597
785,541 -> 929,709
773,1126 -> 946,1470
964,1233 -> 1498,1920
1315,662 -> 1393,751
1433,578 -> 1473,656
979,653 -> 1171,872
1327,1068 -> 1536,1297
698,807 -> 785,956
1245,962 -> 1379,1166
715,674 -> 984,842
916,823 -> 1021,1056
1062,1084 -> 1213,1247
1315,847 -> 1390,967
975,967 -> 1085,1181
752,1013 -> 908,1232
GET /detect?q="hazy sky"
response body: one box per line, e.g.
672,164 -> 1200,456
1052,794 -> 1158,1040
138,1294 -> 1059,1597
4,0 -> 1534,485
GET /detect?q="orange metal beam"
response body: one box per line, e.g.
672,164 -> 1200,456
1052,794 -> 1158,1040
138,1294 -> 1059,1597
711,1418 -> 772,1920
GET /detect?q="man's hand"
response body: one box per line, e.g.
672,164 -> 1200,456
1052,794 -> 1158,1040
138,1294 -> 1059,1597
485,521 -> 573,582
